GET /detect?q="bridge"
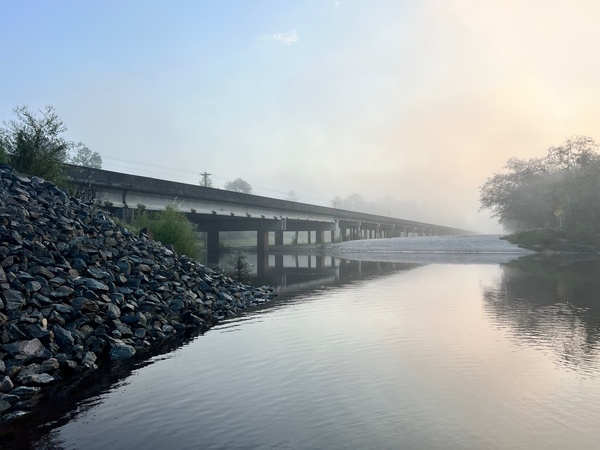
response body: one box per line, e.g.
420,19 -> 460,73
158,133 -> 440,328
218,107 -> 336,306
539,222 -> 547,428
65,165 -> 473,265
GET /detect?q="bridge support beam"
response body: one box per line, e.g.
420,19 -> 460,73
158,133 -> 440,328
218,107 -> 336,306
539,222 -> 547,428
275,231 -> 284,246
207,230 -> 219,265
256,230 -> 270,277
257,230 -> 269,255
316,230 -> 324,244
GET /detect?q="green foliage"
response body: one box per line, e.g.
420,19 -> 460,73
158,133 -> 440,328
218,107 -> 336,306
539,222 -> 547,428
69,142 -> 102,168
503,229 -> 564,250
224,178 -> 252,193
223,250 -> 253,281
133,205 -> 201,259
0,106 -> 71,183
503,227 -> 600,251
564,227 -> 600,246
480,136 -> 600,239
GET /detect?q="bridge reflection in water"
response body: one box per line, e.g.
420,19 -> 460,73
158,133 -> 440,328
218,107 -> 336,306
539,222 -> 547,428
220,251 -> 422,295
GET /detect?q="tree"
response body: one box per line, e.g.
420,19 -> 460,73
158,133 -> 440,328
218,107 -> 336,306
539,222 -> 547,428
0,106 -> 71,182
70,142 -> 102,169
331,193 -> 420,218
223,250 -> 253,281
479,157 -> 555,230
224,178 -> 252,193
286,190 -> 299,201
479,136 -> 600,234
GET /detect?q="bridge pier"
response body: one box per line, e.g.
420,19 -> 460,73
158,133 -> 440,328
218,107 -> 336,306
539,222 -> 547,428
275,230 -> 284,246
255,231 -> 272,276
207,230 -> 220,265
316,230 -> 324,244
257,230 -> 269,256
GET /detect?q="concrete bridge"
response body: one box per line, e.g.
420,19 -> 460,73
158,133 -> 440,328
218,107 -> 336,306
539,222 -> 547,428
65,165 -> 473,264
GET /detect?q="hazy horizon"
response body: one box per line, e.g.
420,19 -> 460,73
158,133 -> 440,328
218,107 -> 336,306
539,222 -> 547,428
3,1 -> 600,233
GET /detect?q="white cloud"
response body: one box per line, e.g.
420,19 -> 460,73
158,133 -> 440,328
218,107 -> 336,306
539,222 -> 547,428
260,29 -> 298,45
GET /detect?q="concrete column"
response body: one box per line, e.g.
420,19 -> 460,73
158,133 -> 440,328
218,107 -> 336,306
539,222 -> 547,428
307,231 -> 312,244
207,230 -> 219,265
316,230 -> 324,244
257,230 -> 269,255
256,251 -> 269,277
256,230 -> 269,277
275,230 -> 284,246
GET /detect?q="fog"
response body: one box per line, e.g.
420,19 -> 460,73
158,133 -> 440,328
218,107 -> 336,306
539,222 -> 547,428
3,1 -> 600,233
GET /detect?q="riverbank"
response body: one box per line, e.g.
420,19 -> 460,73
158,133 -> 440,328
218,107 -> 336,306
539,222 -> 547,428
503,228 -> 600,254
0,165 -> 276,425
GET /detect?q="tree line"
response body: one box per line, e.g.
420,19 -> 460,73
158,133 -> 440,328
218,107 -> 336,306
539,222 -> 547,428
479,136 -> 600,241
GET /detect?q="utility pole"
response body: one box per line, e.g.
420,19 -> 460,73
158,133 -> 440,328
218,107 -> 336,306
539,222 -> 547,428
199,171 -> 212,187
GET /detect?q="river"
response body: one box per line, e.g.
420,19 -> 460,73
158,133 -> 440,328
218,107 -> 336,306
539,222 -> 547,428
5,236 -> 600,449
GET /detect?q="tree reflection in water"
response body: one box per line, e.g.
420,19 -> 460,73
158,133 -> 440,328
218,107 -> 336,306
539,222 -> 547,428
483,256 -> 600,374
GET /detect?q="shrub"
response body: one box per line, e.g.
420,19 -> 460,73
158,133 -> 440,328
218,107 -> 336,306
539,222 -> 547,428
133,205 -> 201,259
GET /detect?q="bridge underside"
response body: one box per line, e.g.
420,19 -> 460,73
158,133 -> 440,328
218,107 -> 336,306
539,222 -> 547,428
187,215 -> 444,265
98,202 -> 464,267
107,206 -> 455,265
185,214 -> 338,265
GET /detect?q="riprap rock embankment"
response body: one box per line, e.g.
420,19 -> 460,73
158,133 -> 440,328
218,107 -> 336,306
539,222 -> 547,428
0,164 -> 275,423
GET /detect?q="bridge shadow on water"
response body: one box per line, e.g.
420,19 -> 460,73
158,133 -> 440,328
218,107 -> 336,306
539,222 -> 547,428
0,253 -> 421,450
224,251 -> 423,298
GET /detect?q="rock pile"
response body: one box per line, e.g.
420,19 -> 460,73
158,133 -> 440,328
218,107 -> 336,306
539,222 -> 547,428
0,164 -> 276,423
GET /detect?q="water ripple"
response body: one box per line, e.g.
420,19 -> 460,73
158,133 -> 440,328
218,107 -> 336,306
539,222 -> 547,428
40,262 -> 600,449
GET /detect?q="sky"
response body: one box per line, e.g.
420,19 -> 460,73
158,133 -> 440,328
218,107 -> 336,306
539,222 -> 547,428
2,0 -> 600,233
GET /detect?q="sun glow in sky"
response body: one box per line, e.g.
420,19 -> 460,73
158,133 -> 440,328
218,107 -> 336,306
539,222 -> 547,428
2,0 -> 600,232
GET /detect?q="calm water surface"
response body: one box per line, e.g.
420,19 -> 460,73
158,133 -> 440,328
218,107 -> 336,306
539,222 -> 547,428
25,255 -> 600,449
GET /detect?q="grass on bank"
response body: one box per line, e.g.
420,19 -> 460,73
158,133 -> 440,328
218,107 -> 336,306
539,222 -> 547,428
503,228 -> 600,252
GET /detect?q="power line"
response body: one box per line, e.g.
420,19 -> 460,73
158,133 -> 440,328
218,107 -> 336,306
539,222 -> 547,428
72,151 -> 334,205
199,171 -> 212,187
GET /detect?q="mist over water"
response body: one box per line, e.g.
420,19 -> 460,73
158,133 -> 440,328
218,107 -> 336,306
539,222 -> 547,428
12,237 -> 599,450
